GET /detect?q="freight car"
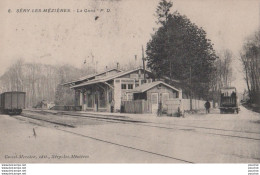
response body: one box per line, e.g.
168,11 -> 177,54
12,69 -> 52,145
0,91 -> 26,115
219,87 -> 239,114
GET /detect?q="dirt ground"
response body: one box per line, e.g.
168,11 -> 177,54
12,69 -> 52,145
0,106 -> 259,163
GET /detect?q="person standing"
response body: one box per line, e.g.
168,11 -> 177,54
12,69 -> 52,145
157,101 -> 162,116
204,100 -> 211,114
110,99 -> 115,113
157,93 -> 164,117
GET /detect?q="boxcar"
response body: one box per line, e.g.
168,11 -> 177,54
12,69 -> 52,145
0,91 -> 26,115
219,87 -> 239,114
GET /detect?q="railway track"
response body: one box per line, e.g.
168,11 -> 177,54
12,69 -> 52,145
16,112 -> 193,163
21,110 -> 260,141
62,110 -> 260,135
11,110 -> 260,163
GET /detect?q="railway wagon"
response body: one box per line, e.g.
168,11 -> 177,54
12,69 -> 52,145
219,87 -> 239,114
0,91 -> 26,115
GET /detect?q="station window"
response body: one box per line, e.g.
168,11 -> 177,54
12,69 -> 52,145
121,84 -> 127,89
128,84 -> 133,89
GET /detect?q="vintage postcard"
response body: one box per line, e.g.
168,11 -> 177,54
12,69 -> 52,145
0,0 -> 259,166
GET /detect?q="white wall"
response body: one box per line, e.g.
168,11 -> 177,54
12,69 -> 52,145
182,99 -> 213,111
114,79 -> 121,111
114,78 -> 135,111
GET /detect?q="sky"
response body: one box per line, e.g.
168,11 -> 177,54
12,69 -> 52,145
0,0 -> 259,92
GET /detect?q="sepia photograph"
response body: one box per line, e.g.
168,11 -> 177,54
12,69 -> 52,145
0,0 -> 260,167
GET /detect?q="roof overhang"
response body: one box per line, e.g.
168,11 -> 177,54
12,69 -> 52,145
62,68 -> 122,86
71,68 -> 154,89
128,81 -> 181,94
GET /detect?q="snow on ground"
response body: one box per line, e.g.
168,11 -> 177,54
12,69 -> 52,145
0,106 -> 259,163
0,115 -> 178,163
64,107 -> 260,163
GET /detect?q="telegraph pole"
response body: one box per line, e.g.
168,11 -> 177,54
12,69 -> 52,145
190,66 -> 192,110
142,45 -> 146,81
116,62 -> 119,69
134,55 -> 137,69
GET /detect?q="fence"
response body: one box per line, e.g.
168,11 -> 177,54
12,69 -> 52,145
122,99 -> 212,114
165,99 -> 213,114
165,99 -> 180,116
121,100 -> 147,114
182,99 -> 213,111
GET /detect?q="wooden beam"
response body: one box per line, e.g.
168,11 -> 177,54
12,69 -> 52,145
96,83 -> 106,91
103,82 -> 114,89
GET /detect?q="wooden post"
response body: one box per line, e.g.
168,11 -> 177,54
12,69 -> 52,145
74,90 -> 76,106
142,45 -> 146,81
190,66 -> 192,110
106,85 -> 110,112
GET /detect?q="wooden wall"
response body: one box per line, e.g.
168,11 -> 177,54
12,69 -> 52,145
122,100 -> 148,114
146,85 -> 179,113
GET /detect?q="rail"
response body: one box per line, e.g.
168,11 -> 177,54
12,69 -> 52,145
50,105 -> 82,111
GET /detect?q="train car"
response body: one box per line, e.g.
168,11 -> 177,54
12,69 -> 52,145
219,87 -> 239,114
0,91 -> 26,115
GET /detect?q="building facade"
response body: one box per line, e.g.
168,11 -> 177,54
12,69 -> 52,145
125,81 -> 182,114
70,68 -> 155,112
64,68 -> 182,113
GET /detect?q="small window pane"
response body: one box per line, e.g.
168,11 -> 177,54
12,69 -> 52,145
128,84 -> 133,89
121,84 -> 126,89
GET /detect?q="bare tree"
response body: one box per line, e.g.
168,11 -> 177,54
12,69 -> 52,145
240,30 -> 260,104
212,49 -> 234,91
0,61 -> 92,107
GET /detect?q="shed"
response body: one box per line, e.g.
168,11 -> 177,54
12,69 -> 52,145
125,81 -> 182,114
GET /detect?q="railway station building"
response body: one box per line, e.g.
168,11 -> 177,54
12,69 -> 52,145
124,81 -> 182,114
64,68 -> 182,113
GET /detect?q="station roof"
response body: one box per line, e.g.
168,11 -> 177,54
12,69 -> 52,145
127,81 -> 181,93
71,68 -> 154,89
62,68 -> 122,86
